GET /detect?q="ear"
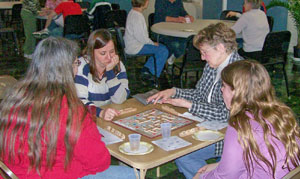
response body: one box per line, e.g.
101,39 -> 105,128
215,43 -> 226,53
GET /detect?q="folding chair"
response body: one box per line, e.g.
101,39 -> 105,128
251,31 -> 291,97
114,27 -> 158,87
103,10 -> 127,29
267,16 -> 274,32
63,14 -> 90,41
219,10 -> 242,21
171,35 -> 205,88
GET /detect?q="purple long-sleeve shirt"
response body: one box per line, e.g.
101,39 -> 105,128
200,112 -> 300,179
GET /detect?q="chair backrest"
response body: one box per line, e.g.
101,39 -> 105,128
114,27 -> 127,62
63,14 -> 90,37
104,10 -> 127,29
283,166 -> 300,179
92,4 -> 112,30
267,16 -> 274,32
77,1 -> 90,9
111,3 -> 120,10
11,4 -> 22,22
261,31 -> 291,63
0,160 -> 18,179
219,10 -> 241,21
148,13 -> 155,38
180,35 -> 205,73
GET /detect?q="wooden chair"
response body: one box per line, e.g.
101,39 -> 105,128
171,35 -> 205,88
0,161 -> 18,179
283,166 -> 300,179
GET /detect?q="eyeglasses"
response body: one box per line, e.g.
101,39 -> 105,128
199,46 -> 215,56
73,59 -> 81,67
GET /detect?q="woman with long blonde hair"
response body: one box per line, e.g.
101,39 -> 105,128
0,37 -> 135,179
194,60 -> 300,178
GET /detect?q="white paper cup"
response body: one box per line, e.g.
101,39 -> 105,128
128,134 -> 141,151
160,123 -> 172,139
185,17 -> 191,23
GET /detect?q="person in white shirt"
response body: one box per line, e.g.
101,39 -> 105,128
231,0 -> 269,60
124,0 -> 169,82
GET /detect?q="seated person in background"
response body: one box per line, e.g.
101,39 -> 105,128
194,60 -> 300,179
0,37 -> 135,179
33,0 -> 82,37
226,0 -> 266,18
148,23 -> 243,179
154,0 -> 194,64
231,0 -> 269,60
39,0 -> 63,16
124,0 -> 169,82
75,29 -> 129,121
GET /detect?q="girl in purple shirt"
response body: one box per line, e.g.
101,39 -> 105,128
194,60 -> 300,179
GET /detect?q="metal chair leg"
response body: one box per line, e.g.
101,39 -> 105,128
282,64 -> 290,97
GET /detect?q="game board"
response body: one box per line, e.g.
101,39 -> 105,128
113,108 -> 193,138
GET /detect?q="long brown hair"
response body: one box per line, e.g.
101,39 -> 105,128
83,29 -> 120,83
0,37 -> 87,173
221,60 -> 300,178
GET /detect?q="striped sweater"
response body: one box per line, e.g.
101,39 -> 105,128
75,57 -> 130,117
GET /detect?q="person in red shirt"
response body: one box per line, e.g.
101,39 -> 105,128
33,0 -> 82,37
0,37 -> 136,179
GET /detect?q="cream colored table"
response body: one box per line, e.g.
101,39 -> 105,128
0,1 -> 22,10
98,98 -> 226,179
151,19 -> 235,38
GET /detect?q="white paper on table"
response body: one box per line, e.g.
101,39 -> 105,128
97,127 -> 123,145
179,112 -> 205,123
152,136 -> 192,151
196,121 -> 228,131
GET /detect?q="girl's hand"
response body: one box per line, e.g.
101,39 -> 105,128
106,55 -> 119,71
100,108 -> 120,121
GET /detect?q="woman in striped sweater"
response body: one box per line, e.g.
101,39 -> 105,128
75,29 -> 130,121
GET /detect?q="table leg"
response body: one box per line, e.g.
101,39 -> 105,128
156,166 -> 160,177
134,168 -> 147,179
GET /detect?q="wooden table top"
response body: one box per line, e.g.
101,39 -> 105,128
97,98 -> 226,171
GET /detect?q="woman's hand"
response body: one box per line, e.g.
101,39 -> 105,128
106,55 -> 119,71
147,88 -> 176,104
162,98 -> 192,109
100,108 -> 120,121
177,16 -> 186,23
226,11 -> 237,17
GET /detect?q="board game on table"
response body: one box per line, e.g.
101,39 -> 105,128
113,108 -> 194,138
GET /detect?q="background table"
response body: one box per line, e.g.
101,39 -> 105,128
151,19 -> 235,38
98,98 -> 226,179
0,1 -> 22,10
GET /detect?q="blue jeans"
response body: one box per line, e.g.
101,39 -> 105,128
81,165 -> 137,179
175,144 -> 216,179
137,44 -> 169,77
158,35 -> 186,58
